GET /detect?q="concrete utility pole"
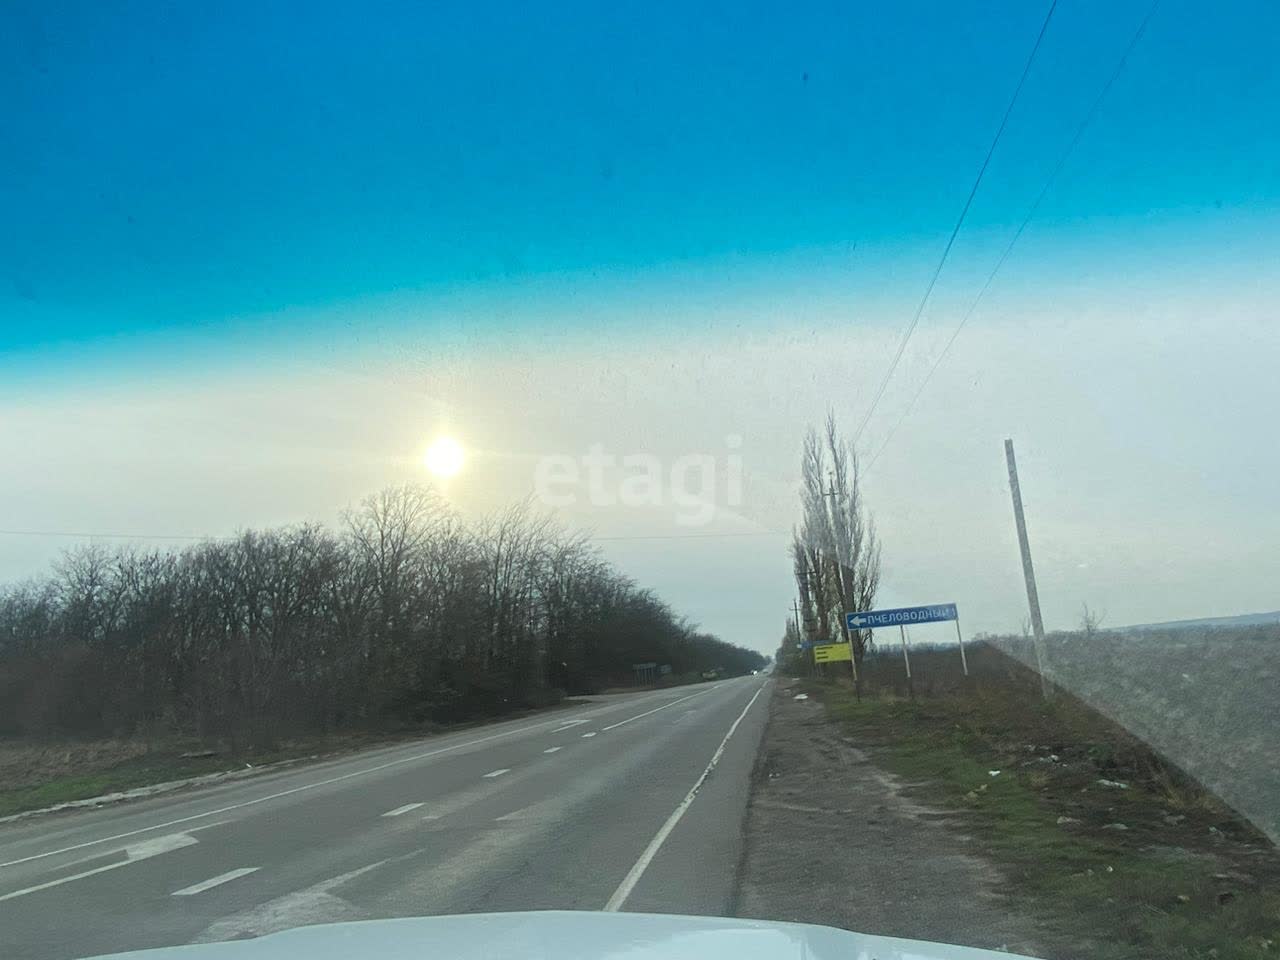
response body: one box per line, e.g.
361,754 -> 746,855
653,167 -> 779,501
1004,439 -> 1050,698
793,598 -> 812,678
824,476 -> 858,684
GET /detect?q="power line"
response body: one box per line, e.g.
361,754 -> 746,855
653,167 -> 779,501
852,0 -> 1060,447
865,0 -> 1161,476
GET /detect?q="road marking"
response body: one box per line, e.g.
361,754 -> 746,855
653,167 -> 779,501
581,732 -> 597,738
482,768 -> 510,779
193,859 -> 390,943
0,832 -> 198,903
0,686 -> 689,869
543,746 -> 561,754
381,803 -> 424,818
494,805 -> 531,822
600,689 -> 708,731
603,682 -> 767,912
171,867 -> 259,897
0,707 -> 627,869
551,719 -> 589,732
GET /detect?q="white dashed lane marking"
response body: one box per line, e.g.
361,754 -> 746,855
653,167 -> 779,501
0,833 -> 199,903
172,867 -> 260,897
482,768 -> 510,779
382,803 -> 425,818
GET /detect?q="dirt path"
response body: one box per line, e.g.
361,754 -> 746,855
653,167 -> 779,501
733,683 -> 1047,957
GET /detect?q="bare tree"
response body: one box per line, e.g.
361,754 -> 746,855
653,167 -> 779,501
1080,602 -> 1106,640
792,413 -> 882,679
821,412 -> 881,671
0,484 -> 767,743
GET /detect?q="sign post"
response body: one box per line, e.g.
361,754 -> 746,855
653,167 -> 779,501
846,603 -> 967,676
899,624 -> 915,697
953,613 -> 969,677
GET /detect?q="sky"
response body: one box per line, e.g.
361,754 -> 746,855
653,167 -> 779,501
2,0 -> 1279,654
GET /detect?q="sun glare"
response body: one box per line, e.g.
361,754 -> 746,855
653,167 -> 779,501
424,436 -> 465,478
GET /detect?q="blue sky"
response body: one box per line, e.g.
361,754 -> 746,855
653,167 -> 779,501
5,0 -> 1277,353
3,1 -> 1280,648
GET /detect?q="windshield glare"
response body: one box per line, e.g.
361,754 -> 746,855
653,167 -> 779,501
1,3 -> 1277,960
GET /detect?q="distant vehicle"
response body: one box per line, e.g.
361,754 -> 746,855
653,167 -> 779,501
88,911 -> 1032,959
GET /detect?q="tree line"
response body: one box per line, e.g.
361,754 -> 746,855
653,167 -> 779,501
0,485 -> 765,746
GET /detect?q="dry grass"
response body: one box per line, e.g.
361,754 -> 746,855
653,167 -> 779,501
0,738 -> 155,792
0,697 -> 588,817
806,644 -> 1280,959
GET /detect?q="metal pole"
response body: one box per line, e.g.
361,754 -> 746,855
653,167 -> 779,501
953,613 -> 969,677
899,624 -> 914,698
824,477 -> 859,686
1005,439 -> 1049,697
793,599 -> 808,677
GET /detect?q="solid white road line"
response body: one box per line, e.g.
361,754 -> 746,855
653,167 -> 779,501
600,689 -> 709,731
482,768 -> 510,779
381,803 -> 425,818
543,747 -> 562,754
581,732 -> 597,738
0,686 -> 692,870
171,867 -> 260,897
551,719 -> 589,732
0,832 -> 199,903
603,682 -> 767,912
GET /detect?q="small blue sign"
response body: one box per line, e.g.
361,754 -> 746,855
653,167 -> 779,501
846,603 -> 958,630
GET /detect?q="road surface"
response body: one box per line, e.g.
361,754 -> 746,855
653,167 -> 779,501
0,677 -> 771,960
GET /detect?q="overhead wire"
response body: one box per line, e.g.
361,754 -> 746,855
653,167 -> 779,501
864,0 -> 1162,476
851,0 -> 1060,448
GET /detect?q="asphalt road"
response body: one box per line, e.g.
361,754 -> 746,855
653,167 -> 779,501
0,676 -> 771,960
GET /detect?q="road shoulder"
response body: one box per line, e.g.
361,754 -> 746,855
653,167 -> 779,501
733,681 -> 1045,956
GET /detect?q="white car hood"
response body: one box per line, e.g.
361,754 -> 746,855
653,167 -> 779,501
91,910 -> 1037,960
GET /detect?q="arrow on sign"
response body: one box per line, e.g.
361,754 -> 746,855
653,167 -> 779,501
845,603 -> 959,630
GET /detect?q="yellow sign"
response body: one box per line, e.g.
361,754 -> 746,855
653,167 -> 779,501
813,643 -> 852,663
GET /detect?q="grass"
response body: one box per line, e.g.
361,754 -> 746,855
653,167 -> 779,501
809,645 -> 1280,960
0,737 -> 328,818
0,697 -> 589,819
0,755 -> 236,817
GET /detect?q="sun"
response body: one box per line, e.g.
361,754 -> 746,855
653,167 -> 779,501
423,436 -> 465,478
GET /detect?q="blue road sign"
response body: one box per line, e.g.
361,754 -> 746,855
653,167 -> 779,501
846,603 -> 958,630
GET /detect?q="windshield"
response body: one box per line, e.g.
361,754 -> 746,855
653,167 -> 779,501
2,3 -> 1277,959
